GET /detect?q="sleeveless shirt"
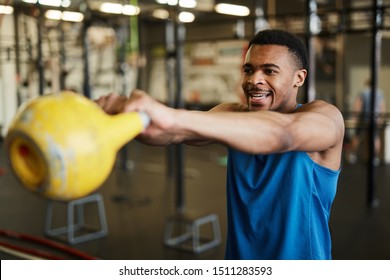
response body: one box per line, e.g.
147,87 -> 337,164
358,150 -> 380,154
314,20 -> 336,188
225,149 -> 340,259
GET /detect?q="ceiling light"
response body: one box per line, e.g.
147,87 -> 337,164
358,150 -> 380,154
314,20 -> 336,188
152,8 -> 170,20
215,3 -> 250,17
62,11 -> 84,22
100,3 -> 140,16
0,5 -> 13,14
123,5 -> 140,16
45,10 -> 84,22
178,11 -> 195,23
156,0 -> 178,5
156,0 -> 197,8
39,0 -> 70,7
22,0 -> 70,7
39,0 -> 62,5
179,0 -> 196,8
45,10 -> 62,20
100,3 -> 123,14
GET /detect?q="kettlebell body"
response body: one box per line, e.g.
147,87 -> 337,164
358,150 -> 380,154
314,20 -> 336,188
6,92 -> 148,201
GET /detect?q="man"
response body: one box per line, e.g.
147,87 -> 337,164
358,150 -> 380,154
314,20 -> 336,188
348,79 -> 385,165
97,29 -> 345,259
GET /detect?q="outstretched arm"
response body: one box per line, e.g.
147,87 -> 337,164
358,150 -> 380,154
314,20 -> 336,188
97,90 -> 344,166
96,90 -> 248,146
165,100 -> 344,154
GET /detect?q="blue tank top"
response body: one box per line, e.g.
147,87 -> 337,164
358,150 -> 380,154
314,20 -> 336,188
225,149 -> 340,259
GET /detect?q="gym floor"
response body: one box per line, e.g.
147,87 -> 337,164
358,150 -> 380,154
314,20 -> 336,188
1,138 -> 390,260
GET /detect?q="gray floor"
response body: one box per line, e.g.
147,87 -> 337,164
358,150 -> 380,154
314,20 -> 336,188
1,139 -> 390,260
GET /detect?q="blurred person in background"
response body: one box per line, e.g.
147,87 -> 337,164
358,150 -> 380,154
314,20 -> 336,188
348,79 -> 385,165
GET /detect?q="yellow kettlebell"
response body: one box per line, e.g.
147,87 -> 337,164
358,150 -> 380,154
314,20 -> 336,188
5,91 -> 149,201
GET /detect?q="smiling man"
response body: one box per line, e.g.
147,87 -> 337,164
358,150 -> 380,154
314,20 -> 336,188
97,29 -> 345,260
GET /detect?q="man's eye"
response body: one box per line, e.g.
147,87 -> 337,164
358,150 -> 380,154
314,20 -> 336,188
243,68 -> 252,75
265,69 -> 276,75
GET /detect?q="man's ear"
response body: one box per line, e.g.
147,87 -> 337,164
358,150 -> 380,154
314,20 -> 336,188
295,69 -> 307,87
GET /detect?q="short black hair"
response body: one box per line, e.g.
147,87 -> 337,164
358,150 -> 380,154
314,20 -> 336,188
248,29 -> 308,70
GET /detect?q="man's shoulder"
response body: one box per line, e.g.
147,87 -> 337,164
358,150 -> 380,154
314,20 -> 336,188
210,102 -> 248,112
299,100 -> 344,128
299,99 -> 339,112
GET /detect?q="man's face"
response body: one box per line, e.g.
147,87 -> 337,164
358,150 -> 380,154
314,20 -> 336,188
241,44 -> 306,113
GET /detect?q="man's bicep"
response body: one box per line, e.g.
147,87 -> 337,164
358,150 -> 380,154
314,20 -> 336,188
292,104 -> 344,152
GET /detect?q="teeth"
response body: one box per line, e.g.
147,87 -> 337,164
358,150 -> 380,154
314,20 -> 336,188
251,93 -> 268,99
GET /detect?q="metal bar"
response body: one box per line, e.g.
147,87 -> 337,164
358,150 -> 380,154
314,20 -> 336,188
13,10 -> 22,106
175,23 -> 185,110
117,19 -> 130,170
165,19 -> 176,178
175,21 -> 186,213
305,0 -> 317,102
36,5 -> 44,96
81,1 -> 91,99
59,19 -> 66,91
334,0 -> 346,110
367,0 -> 383,209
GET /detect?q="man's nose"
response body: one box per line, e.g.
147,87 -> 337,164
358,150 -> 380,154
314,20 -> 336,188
247,71 -> 265,85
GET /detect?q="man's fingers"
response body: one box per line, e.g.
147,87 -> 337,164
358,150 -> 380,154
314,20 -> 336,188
96,93 -> 126,114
